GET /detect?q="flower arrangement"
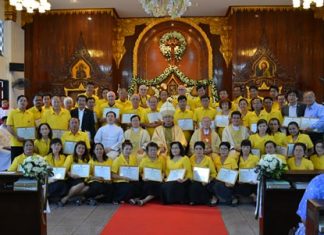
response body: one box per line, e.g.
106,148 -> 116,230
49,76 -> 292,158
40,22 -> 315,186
160,31 -> 187,61
255,154 -> 287,180
21,156 -> 54,184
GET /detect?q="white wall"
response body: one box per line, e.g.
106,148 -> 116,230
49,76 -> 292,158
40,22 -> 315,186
0,0 -> 25,109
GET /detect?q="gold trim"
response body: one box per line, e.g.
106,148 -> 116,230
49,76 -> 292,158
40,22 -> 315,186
64,83 -> 99,96
4,0 -> 17,22
21,11 -> 34,26
44,8 -> 117,17
227,6 -> 297,15
133,18 -> 213,79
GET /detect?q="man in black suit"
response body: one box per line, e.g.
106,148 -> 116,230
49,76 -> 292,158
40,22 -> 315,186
70,95 -> 96,141
281,90 -> 306,117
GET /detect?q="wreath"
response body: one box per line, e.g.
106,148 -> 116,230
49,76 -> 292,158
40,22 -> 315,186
159,31 -> 187,61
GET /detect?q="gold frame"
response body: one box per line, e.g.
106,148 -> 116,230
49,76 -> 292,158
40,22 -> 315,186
64,83 -> 99,97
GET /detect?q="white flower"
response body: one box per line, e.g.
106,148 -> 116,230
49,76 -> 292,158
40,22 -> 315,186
270,161 -> 277,170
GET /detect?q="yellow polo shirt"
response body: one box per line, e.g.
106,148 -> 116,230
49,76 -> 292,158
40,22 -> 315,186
213,154 -> 238,172
287,157 -> 314,170
121,107 -> 146,122
260,109 -> 283,123
272,132 -> 288,147
190,155 -> 217,179
34,138 -> 51,157
244,111 -> 262,129
249,134 -> 275,155
61,131 -> 91,150
27,106 -> 44,126
115,99 -> 132,111
44,153 -> 67,167
41,108 -> 71,131
8,153 -> 40,171
112,154 -> 138,183
89,158 -> 113,176
239,154 -> 259,169
64,155 -> 89,171
193,107 -> 217,123
174,109 -> 194,142
286,133 -> 314,150
139,156 -> 165,174
166,156 -> 192,179
143,109 -> 161,137
310,155 -> 324,170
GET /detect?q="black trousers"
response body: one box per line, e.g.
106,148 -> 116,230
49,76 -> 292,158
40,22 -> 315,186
84,181 -> 113,202
113,182 -> 141,202
11,146 -> 23,161
48,180 -> 69,200
234,183 -> 257,197
160,181 -> 190,204
188,181 -> 211,205
208,180 -> 234,203
141,181 -> 162,198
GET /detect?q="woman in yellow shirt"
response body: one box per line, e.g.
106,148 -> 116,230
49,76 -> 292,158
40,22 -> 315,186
44,138 -> 69,203
287,122 -> 314,156
310,141 -> 324,170
189,141 -> 217,205
111,140 -> 140,204
209,141 -> 238,205
288,143 -> 314,170
238,98 -> 251,127
83,143 -> 113,206
130,142 -> 164,206
263,140 -> 287,164
59,141 -> 90,206
248,119 -> 274,155
215,99 -> 231,138
161,141 -> 192,204
34,123 -> 52,157
268,118 -> 287,148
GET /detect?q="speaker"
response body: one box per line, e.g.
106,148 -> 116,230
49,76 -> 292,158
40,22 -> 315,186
9,63 -> 24,72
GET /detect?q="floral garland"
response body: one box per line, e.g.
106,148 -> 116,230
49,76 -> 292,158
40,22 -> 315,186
159,31 -> 187,61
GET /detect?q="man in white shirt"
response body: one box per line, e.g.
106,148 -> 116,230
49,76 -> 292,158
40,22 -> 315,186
94,111 -> 124,159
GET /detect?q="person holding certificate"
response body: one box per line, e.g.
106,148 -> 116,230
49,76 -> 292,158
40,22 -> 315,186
287,143 -> 314,170
143,96 -> 163,137
157,90 -> 170,110
215,98 -> 231,138
310,141 -> 324,170
248,119 -> 274,155
130,142 -> 164,206
161,141 -> 192,204
268,118 -> 288,148
286,122 -> 314,156
111,140 -> 140,204
34,123 -> 52,157
189,141 -> 216,205
59,141 -> 90,206
121,94 -> 146,126
124,115 -> 150,163
238,98 -> 251,127
8,140 -> 41,171
192,95 -> 216,128
210,141 -> 239,206
262,140 -> 287,164
44,138 -> 69,203
245,97 -> 264,134
98,91 -> 122,124
84,143 -> 113,206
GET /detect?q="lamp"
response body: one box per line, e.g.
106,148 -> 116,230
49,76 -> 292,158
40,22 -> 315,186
9,0 -> 51,13
293,0 -> 324,9
139,0 -> 192,18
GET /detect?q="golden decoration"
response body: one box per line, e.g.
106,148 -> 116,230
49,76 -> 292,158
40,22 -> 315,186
64,83 -> 98,96
45,8 -> 117,17
21,11 -> 34,26
4,0 -> 17,22
227,6 -> 297,15
71,59 -> 91,79
133,17 -> 214,79
314,8 -> 324,21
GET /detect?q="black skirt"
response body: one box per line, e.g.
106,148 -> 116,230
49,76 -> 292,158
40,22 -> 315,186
141,181 -> 162,198
188,181 -> 211,205
207,180 -> 234,203
84,181 -> 113,202
48,180 -> 69,200
234,183 -> 257,197
113,181 -> 141,202
66,178 -> 84,188
160,180 -> 190,204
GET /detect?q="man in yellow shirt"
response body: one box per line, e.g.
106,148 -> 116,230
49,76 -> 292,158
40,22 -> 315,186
143,96 -> 162,137
174,95 -> 194,143
138,85 -> 150,109
42,94 -> 52,112
248,86 -> 263,110
193,95 -> 216,128
99,91 -> 122,124
6,95 -> 35,160
232,85 -> 244,111
245,97 -> 263,132
191,84 -> 215,110
172,85 -> 193,110
121,94 -> 146,126
269,85 -> 280,111
260,97 -> 283,123
27,94 -> 44,127
80,81 -> 99,102
116,88 -> 132,111
97,88 -> 109,108
157,90 -> 170,110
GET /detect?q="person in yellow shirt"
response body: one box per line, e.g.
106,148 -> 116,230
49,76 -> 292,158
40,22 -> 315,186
260,97 -> 283,123
172,85 -> 193,110
268,118 -> 287,149
238,98 -> 251,127
232,86 -> 244,111
111,140 -> 140,204
98,91 -> 122,125
80,81 -> 99,102
287,143 -> 314,170
45,138 -> 69,203
143,96 -> 162,137
189,141 -> 217,205
190,84 -> 216,110
245,97 -> 263,133
8,140 -> 40,171
161,141 -> 192,204
59,141 -> 90,206
287,122 -> 314,156
6,95 -> 35,160
34,123 -> 52,157
193,95 -> 217,128
209,141 -> 239,206
27,95 -> 44,127
248,119 -> 274,155
269,85 -> 280,111
97,88 -> 109,108
42,94 -> 52,112
310,141 -> 324,170
83,143 -> 114,206
157,90 -> 170,110
121,94 -> 146,127
63,97 -> 74,112
138,84 -> 150,109
215,98 -> 232,138
262,140 -> 287,164
130,142 -> 165,206
116,88 -> 132,111
248,86 -> 263,110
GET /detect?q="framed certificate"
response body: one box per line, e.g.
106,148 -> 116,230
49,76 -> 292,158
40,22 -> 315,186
193,167 -> 210,183
119,166 -> 139,181
147,112 -> 162,123
63,141 -> 76,155
177,119 -> 194,131
103,107 -> 120,118
52,129 -> 65,139
50,167 -> 66,180
71,164 -> 90,178
215,115 -> 229,128
216,168 -> 238,185
94,166 -> 111,180
166,169 -> 186,182
300,117 -> 319,130
16,127 -> 36,140
250,123 -> 257,133
239,169 -> 258,184
282,117 -> 301,127
287,143 -> 295,157
251,148 -> 261,157
143,167 -> 162,182
121,113 -> 135,124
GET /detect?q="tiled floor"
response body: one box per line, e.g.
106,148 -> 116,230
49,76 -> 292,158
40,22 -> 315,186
47,203 -> 258,235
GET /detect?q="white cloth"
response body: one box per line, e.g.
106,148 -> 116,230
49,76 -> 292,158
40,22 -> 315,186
0,149 -> 11,171
288,105 -> 297,117
78,109 -> 85,130
0,108 -> 9,119
94,124 -> 124,151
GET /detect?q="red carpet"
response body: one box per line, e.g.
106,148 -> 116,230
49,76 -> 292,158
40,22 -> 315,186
101,203 -> 228,235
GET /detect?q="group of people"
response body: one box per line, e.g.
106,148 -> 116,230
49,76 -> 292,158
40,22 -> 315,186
0,81 -> 323,207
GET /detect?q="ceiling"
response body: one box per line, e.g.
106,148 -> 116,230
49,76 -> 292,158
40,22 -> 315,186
50,0 -> 292,17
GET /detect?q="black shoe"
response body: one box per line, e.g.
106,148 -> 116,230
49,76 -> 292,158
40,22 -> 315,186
75,199 -> 83,206
86,198 -> 97,206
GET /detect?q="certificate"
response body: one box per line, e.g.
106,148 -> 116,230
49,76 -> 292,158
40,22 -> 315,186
121,113 -> 135,124
71,164 -> 90,178
143,167 -> 162,182
166,169 -> 186,182
63,141 -> 76,155
119,166 -> 139,181
16,127 -> 36,140
177,119 -> 194,131
300,117 -> 319,130
287,143 -> 295,157
282,117 -> 301,127
239,169 -> 258,184
250,123 -> 257,133
50,167 -> 66,180
193,167 -> 210,183
94,166 -> 111,180
216,168 -> 238,185
52,129 -> 65,139
147,112 -> 162,123
251,148 -> 261,157
103,107 -> 120,118
215,115 -> 229,127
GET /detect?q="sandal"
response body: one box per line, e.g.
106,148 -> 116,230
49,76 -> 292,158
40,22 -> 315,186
137,200 -> 144,206
129,199 -> 136,205
209,198 -> 219,207
231,198 -> 239,207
